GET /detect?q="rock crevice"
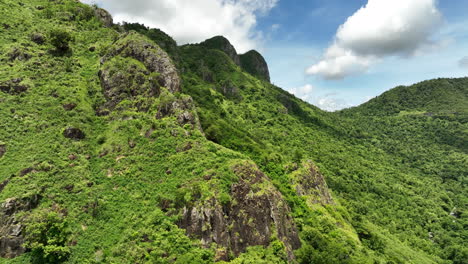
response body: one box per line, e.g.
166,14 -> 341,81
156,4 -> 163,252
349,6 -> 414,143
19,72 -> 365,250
0,195 -> 41,258
98,33 -> 181,112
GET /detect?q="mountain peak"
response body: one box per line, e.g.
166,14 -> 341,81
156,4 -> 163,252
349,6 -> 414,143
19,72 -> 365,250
200,36 -> 240,66
240,50 -> 271,82
200,37 -> 271,82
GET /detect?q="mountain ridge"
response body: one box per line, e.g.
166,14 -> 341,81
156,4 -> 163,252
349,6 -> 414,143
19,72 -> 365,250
0,1 -> 466,263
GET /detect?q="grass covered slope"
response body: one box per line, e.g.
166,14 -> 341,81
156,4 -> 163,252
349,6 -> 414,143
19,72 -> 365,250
345,78 -> 468,117
0,0 -> 467,263
0,1 -> 299,263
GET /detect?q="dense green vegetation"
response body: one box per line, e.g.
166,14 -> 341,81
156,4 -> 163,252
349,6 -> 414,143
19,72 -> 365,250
0,0 -> 466,263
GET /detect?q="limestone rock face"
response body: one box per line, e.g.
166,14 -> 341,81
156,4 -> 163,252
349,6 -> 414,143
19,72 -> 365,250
179,163 -> 301,261
99,32 -> 180,111
240,50 -> 271,82
94,7 -> 113,27
156,95 -> 202,130
201,36 -> 241,66
0,195 -> 41,258
290,161 -> 334,205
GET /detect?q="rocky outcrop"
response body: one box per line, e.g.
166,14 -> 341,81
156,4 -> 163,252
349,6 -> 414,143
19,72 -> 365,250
289,161 -> 334,205
0,195 -> 41,258
201,36 -> 241,66
99,32 -> 180,111
199,37 -> 270,82
30,33 -> 45,45
63,127 -> 85,140
240,50 -> 270,82
0,144 -> 5,158
94,7 -> 113,27
7,47 -> 31,62
155,95 -> 202,129
179,162 -> 300,261
0,78 -> 29,95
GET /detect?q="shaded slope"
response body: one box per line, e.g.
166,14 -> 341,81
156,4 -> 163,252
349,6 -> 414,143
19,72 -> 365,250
239,50 -> 271,82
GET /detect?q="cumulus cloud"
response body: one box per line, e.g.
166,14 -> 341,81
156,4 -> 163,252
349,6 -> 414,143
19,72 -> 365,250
459,56 -> 468,68
307,0 -> 442,80
287,85 -> 350,111
315,96 -> 350,112
288,84 -> 314,100
81,0 -> 277,52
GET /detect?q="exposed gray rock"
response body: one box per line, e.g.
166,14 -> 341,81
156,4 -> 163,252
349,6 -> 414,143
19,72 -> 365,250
94,7 -> 113,27
30,33 -> 45,44
201,36 -> 241,66
290,161 -> 334,205
8,47 -> 31,62
0,195 -> 41,258
98,62 -> 160,111
63,127 -> 85,140
156,96 -> 202,130
179,163 -> 300,261
98,33 -> 181,112
0,78 -> 28,95
240,50 -> 271,82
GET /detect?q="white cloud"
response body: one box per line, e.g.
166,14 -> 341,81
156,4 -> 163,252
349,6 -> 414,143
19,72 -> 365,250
459,56 -> 468,68
288,84 -> 314,100
81,0 -> 277,52
307,0 -> 442,80
287,84 -> 351,111
271,24 -> 280,31
315,96 -> 350,112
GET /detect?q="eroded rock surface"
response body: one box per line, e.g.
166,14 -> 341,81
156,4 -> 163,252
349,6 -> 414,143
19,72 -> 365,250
101,32 -> 180,93
179,163 -> 300,261
94,7 -> 113,27
63,127 -> 85,140
0,195 -> 41,258
290,161 -> 334,205
156,95 -> 202,130
99,32 -> 180,112
0,78 -> 29,95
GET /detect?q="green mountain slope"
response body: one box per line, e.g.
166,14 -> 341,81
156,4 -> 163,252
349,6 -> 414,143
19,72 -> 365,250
345,78 -> 468,118
0,1 -> 466,263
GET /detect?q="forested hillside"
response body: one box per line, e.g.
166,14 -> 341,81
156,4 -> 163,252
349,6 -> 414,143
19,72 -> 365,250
0,0 -> 466,263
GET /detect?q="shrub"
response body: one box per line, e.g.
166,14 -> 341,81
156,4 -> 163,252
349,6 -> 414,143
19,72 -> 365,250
24,211 -> 71,263
49,28 -> 73,51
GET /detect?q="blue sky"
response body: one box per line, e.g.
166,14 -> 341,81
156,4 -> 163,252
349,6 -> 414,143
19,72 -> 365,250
85,0 -> 468,110
258,0 -> 468,110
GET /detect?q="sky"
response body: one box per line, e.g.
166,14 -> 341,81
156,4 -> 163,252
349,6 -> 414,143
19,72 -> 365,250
82,0 -> 468,111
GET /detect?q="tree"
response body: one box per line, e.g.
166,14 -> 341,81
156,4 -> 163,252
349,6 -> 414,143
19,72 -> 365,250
49,28 -> 72,51
24,211 -> 71,263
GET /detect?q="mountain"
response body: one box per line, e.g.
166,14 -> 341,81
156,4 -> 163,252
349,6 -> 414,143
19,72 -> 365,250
345,78 -> 468,117
0,1 -> 467,263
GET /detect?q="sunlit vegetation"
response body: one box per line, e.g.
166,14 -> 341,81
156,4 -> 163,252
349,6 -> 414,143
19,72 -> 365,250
0,0 -> 466,263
